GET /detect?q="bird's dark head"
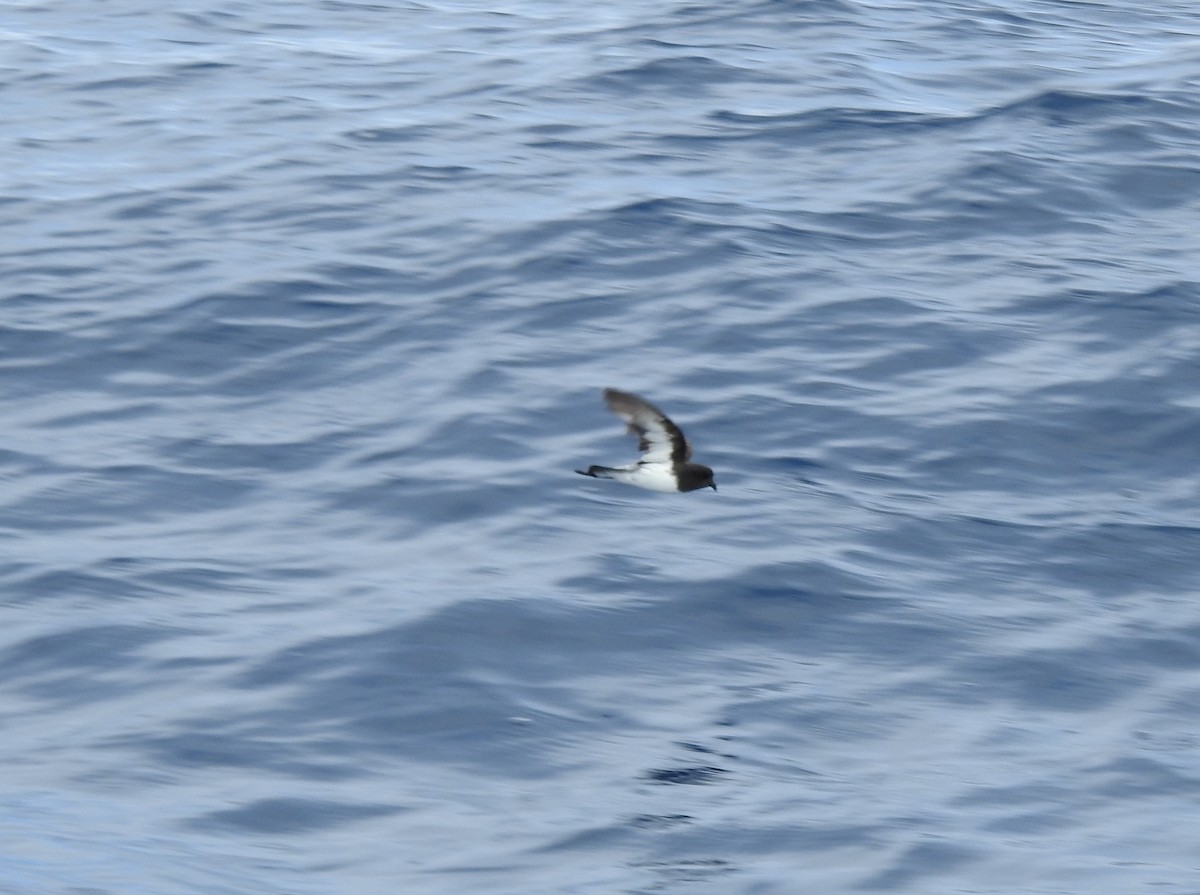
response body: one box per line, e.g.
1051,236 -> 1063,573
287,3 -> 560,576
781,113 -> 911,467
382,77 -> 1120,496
681,464 -> 717,492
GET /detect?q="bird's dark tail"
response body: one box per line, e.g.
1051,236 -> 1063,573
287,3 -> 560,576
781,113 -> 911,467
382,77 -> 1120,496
575,465 -> 618,479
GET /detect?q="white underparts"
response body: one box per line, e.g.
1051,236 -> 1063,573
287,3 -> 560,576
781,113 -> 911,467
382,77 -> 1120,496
605,462 -> 680,493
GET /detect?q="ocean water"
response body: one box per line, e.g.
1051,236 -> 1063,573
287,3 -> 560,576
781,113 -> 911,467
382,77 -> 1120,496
4,1 -> 1200,892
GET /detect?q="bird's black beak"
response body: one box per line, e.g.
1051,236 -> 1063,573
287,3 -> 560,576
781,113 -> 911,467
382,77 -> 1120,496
709,482 -> 717,491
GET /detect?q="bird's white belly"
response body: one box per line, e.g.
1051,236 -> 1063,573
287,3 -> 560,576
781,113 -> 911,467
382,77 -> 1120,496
615,463 -> 680,493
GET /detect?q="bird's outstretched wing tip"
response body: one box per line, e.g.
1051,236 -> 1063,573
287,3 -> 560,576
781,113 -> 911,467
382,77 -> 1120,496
602,387 -> 631,408
603,388 -> 657,417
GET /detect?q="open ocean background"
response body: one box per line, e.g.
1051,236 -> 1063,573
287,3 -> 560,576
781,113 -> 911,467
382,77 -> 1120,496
4,2 -> 1200,893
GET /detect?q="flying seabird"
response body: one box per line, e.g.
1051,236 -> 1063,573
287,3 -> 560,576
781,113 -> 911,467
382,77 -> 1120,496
576,388 -> 717,493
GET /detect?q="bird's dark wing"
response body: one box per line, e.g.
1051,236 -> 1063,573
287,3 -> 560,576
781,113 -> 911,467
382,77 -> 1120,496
602,388 -> 691,463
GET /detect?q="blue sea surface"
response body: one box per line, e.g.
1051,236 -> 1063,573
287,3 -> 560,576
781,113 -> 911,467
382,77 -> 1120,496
4,1 -> 1200,892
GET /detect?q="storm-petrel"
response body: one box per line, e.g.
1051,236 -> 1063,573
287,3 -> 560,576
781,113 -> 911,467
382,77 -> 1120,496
576,388 -> 717,493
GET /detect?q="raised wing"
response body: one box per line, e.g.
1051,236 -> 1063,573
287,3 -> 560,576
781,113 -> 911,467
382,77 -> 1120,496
602,388 -> 690,464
